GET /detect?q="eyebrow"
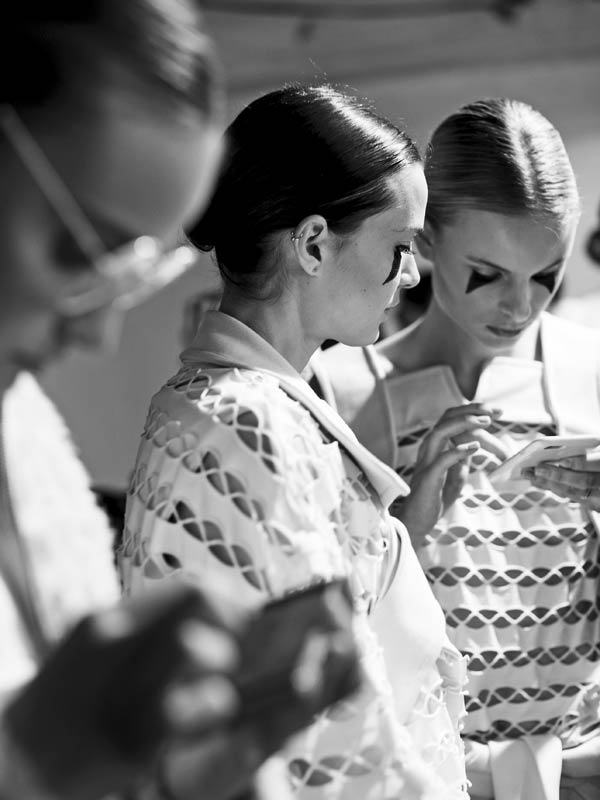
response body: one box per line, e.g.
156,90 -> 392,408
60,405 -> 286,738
467,255 -> 564,273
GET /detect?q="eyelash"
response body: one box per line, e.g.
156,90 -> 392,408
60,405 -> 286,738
470,268 -> 558,286
383,244 -> 415,285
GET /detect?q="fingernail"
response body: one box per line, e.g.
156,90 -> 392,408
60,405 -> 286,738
491,408 -> 503,418
474,415 -> 491,425
165,676 -> 239,729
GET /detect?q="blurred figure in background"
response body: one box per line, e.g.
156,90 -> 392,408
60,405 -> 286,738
318,98 -> 600,800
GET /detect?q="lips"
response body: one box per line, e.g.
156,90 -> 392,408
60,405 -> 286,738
486,324 -> 525,339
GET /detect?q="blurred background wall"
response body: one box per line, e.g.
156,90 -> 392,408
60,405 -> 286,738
42,0 -> 600,488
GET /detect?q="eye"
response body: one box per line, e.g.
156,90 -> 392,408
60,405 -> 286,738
466,268 -> 500,294
532,269 -> 560,293
383,244 -> 415,285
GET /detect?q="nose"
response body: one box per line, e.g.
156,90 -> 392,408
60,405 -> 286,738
399,252 -> 420,290
499,279 -> 531,323
58,306 -> 125,354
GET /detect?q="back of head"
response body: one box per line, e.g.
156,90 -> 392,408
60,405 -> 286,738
424,98 -> 579,230
1,0 -> 218,117
189,84 -> 421,299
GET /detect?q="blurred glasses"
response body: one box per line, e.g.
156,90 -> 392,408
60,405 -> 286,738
0,105 -> 197,316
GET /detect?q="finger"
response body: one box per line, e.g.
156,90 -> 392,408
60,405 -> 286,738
419,417 -> 490,464
164,675 -> 239,736
417,442 -> 479,489
531,463 -> 600,492
443,461 -> 470,508
452,429 -> 509,461
526,472 -> 599,503
555,454 -> 600,472
436,403 -> 502,423
178,620 -> 239,674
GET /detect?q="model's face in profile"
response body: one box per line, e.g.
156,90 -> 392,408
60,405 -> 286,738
325,163 -> 427,347
0,86 -> 222,377
425,208 -> 576,352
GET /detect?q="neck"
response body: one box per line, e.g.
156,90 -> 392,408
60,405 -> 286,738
416,298 -> 540,398
219,289 -> 320,374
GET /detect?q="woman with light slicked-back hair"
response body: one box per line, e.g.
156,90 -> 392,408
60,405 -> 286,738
317,98 -> 600,800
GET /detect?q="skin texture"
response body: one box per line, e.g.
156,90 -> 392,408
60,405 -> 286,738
221,163 -> 428,374
419,209 -> 575,369
317,166 -> 427,349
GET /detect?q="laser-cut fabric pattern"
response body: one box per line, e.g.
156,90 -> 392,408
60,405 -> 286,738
316,325 -> 600,756
383,360 -> 600,749
315,313 -> 600,800
120,311 -> 468,800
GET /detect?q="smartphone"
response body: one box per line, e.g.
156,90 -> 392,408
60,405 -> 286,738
488,434 -> 600,484
233,578 -> 361,721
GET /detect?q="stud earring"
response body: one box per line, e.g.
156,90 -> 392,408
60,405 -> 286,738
290,231 -> 304,241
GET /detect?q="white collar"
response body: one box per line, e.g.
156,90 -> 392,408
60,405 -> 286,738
181,311 -> 409,507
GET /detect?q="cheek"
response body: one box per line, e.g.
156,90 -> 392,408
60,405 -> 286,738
531,282 -> 555,313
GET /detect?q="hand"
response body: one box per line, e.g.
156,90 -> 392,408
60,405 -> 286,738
158,631 -> 359,800
4,583 -> 243,800
392,403 -> 506,546
153,584 -> 362,800
524,454 -> 600,510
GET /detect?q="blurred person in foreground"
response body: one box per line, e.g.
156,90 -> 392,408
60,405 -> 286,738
0,4 -> 346,799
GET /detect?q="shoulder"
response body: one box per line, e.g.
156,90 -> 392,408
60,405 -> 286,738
151,363 -> 325,451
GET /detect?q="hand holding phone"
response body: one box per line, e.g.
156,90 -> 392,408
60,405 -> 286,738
488,435 -> 600,484
233,578 -> 361,746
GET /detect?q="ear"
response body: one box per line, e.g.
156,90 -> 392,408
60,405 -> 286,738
290,215 -> 331,277
415,220 -> 436,263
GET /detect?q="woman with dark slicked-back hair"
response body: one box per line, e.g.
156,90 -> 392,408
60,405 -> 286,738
122,83 -> 470,799
318,97 -> 600,799
0,4 -> 331,800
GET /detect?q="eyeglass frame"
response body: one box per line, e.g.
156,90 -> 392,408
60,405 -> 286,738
0,104 -> 198,316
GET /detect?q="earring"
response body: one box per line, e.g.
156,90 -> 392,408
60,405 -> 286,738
290,231 -> 304,241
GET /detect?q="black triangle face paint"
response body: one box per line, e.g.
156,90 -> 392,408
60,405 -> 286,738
383,247 -> 402,285
533,271 -> 559,294
466,271 -> 495,294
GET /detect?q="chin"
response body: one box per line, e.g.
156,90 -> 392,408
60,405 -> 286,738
337,331 -> 377,348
